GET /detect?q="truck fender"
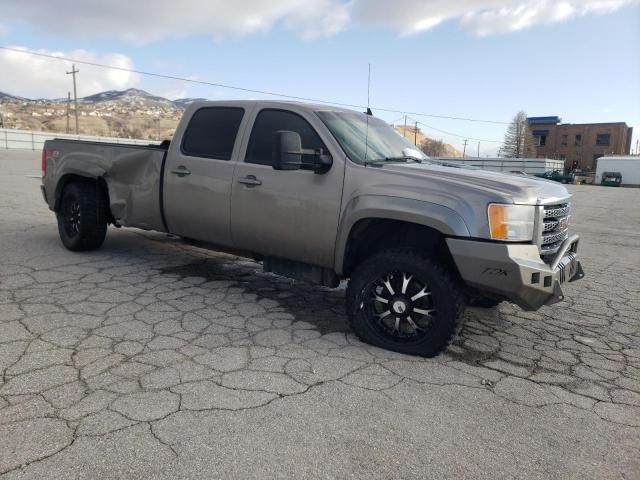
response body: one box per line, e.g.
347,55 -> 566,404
333,195 -> 471,275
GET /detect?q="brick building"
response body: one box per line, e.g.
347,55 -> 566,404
526,116 -> 633,172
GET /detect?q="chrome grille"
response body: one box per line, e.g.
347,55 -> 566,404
540,203 -> 570,258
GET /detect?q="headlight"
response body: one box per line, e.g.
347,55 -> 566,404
487,204 -> 535,241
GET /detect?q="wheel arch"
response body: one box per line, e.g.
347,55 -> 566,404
335,196 -> 470,277
54,174 -> 112,221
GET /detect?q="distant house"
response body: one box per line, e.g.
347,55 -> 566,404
527,116 -> 633,172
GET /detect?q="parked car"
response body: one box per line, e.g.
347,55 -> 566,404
40,100 -> 583,357
534,170 -> 574,184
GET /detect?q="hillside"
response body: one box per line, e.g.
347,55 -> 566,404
395,125 -> 460,158
2,88 -> 460,154
0,88 -> 189,139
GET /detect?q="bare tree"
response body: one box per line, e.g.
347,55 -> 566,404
420,138 -> 448,157
501,111 -> 536,158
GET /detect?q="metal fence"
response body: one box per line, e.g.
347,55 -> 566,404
433,157 -> 564,175
1,128 -> 159,150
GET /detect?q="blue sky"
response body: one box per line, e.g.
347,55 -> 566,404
1,0 -> 639,155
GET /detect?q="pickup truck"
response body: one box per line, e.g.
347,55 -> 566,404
41,100 -> 584,357
534,170 -> 574,184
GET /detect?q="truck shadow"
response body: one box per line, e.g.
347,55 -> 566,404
159,257 -> 349,336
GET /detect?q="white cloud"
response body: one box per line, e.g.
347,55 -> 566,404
1,0 -> 637,43
354,0 -> 640,36
0,47 -> 139,98
1,0 -> 350,44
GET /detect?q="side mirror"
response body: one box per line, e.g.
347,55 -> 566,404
272,130 -> 303,171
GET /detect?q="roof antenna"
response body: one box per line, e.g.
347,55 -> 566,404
364,63 -> 371,163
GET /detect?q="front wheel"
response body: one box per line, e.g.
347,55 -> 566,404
56,182 -> 108,251
346,249 -> 465,357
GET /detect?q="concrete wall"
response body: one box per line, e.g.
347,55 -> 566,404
0,128 -> 158,151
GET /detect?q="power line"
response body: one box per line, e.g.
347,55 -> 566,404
412,118 -> 503,143
0,46 -> 509,125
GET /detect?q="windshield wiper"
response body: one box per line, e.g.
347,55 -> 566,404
363,156 -> 424,167
383,156 -> 424,163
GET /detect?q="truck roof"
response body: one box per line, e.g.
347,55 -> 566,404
184,99 -> 361,115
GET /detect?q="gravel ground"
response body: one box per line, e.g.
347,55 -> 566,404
1,149 -> 639,479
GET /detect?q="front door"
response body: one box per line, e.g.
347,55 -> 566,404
163,106 -> 246,245
230,108 -> 344,268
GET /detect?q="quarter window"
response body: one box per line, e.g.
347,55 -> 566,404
245,109 -> 326,166
181,107 -> 244,160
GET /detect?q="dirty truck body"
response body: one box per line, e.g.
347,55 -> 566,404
41,100 -> 584,357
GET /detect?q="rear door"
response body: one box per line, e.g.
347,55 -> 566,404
230,108 -> 344,268
163,106 -> 248,245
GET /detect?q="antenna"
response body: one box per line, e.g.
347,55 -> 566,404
364,63 -> 371,162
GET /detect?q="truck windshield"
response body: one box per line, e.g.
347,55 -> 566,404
316,110 -> 428,165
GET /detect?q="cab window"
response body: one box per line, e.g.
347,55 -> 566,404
245,109 -> 325,166
181,107 -> 244,160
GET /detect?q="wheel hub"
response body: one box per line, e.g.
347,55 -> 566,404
366,271 -> 437,341
391,298 -> 409,316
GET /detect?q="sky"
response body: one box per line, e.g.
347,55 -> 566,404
0,0 -> 639,156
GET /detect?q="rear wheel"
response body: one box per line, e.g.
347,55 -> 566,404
346,249 -> 465,357
56,182 -> 108,251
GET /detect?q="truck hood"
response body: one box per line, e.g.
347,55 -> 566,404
382,162 -> 570,205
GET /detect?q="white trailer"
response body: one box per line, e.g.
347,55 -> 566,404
595,156 -> 640,186
434,157 -> 564,175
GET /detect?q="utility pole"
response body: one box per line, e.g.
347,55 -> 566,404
477,141 -> 480,158
515,120 -> 521,158
462,139 -> 468,158
414,121 -> 418,146
403,115 -> 407,138
66,64 -> 79,134
66,92 -> 71,134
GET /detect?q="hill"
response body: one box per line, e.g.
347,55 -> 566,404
1,88 -> 460,153
0,88 -> 184,139
395,125 -> 460,158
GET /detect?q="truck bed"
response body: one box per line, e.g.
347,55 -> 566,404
42,138 -> 169,232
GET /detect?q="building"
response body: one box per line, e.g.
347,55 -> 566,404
527,116 -> 633,172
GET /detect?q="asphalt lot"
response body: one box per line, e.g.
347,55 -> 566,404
1,149 -> 639,479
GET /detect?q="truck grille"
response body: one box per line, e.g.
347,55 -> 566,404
540,203 -> 570,258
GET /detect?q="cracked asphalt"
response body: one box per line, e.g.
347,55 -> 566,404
1,149 -> 639,479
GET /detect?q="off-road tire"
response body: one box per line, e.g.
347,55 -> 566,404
56,182 -> 108,251
346,249 -> 465,357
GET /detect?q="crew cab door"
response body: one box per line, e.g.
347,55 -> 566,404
230,108 -> 344,268
163,106 -> 247,245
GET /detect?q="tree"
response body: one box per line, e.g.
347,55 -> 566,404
420,138 -> 448,157
501,111 -> 536,158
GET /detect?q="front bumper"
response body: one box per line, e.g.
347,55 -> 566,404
446,235 -> 584,311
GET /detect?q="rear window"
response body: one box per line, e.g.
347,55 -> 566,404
181,107 -> 244,160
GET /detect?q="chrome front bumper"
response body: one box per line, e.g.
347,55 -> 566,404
446,235 -> 584,311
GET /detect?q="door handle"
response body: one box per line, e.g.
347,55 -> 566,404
170,166 -> 191,177
237,175 -> 262,187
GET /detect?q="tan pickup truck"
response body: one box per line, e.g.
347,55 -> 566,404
41,100 -> 584,357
